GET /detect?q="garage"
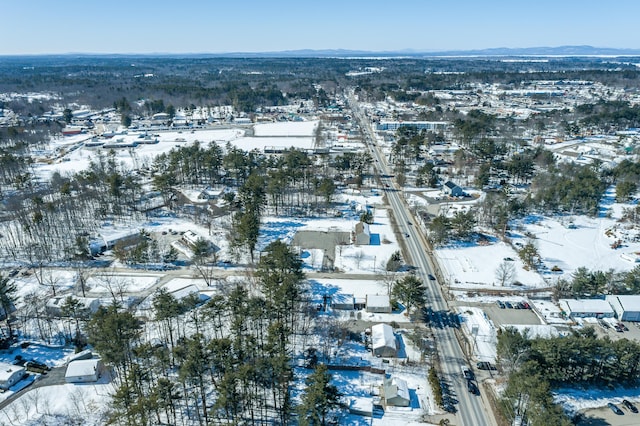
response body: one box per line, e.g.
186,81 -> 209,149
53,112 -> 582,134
606,295 -> 640,322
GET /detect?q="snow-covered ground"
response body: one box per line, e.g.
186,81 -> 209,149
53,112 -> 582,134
436,239 -> 546,289
457,306 -> 498,363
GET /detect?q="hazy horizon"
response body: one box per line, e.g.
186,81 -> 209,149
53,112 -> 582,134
3,0 -> 640,56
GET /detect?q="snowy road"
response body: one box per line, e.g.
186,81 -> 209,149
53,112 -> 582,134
349,90 -> 497,426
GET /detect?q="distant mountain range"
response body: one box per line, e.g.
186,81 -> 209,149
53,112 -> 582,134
214,45 -> 640,58
5,45 -> 640,59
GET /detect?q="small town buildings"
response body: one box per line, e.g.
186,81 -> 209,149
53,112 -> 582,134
381,376 -> 410,407
65,358 -> 103,383
606,295 -> 640,321
371,323 -> 397,357
0,362 -> 25,390
559,299 -> 615,319
354,222 -> 371,245
443,181 -> 464,197
366,294 -> 392,313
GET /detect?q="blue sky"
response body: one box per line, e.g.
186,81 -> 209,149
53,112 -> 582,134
3,0 -> 640,54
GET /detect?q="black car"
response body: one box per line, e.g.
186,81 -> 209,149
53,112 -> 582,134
477,361 -> 497,371
427,274 -> 436,281
608,402 -> 624,415
623,399 -> 638,413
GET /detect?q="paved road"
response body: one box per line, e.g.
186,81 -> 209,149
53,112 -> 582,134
348,90 -> 497,426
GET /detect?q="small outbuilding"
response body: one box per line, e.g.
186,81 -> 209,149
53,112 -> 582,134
371,323 -> 397,357
331,293 -> 355,310
559,299 -> 615,319
606,295 -> 640,322
366,294 -> 392,313
0,362 -> 25,390
381,376 -> 410,407
65,358 -> 103,383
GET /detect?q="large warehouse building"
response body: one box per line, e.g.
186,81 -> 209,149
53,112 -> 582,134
606,295 -> 640,322
559,299 -> 615,319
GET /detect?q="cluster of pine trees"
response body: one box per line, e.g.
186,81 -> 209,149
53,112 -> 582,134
86,240 -> 340,425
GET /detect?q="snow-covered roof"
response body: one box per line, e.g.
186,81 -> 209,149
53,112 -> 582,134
559,299 -> 614,314
366,294 -> 390,309
371,323 -> 396,350
0,362 -> 25,381
383,376 -> 410,401
65,359 -> 101,378
606,295 -> 640,312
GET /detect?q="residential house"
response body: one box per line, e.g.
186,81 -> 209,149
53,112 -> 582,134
371,323 -> 397,357
0,362 -> 25,390
381,376 -> 410,407
354,222 -> 371,245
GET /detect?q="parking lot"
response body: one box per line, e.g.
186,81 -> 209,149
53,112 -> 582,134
484,303 -> 542,327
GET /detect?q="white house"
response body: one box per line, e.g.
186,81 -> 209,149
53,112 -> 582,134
606,295 -> 640,322
0,362 -> 25,390
371,323 -> 397,357
65,358 -> 103,383
354,222 -> 371,245
381,376 -> 410,407
366,294 -> 391,313
559,299 -> 615,319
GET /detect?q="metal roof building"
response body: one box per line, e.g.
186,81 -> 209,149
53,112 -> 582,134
606,295 -> 640,322
559,299 -> 615,319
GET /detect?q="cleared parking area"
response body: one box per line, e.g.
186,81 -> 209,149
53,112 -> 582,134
484,304 -> 542,326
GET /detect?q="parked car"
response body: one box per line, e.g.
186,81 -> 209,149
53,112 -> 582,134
25,360 -> 50,374
608,402 -> 624,415
522,302 -> 531,309
477,361 -> 497,370
623,399 -> 638,413
496,300 -> 505,309
504,301 -> 513,309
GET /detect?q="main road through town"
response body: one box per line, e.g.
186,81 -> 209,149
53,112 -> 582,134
347,91 -> 496,426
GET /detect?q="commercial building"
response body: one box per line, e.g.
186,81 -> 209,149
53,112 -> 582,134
606,295 -> 640,322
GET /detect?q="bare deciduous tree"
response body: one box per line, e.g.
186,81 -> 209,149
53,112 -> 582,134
495,260 -> 516,286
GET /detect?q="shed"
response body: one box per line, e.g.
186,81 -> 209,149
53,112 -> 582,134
371,323 -> 397,357
354,222 -> 371,245
331,293 -> 355,310
65,359 -> 103,383
606,295 -> 640,321
366,294 -> 391,313
443,181 -> 464,197
381,376 -> 410,407
559,299 -> 615,319
0,362 -> 25,390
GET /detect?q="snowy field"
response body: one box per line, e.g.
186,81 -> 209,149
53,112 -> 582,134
436,186 -> 640,293
436,239 -> 546,289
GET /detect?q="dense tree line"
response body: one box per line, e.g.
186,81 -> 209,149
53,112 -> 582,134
498,327 -> 640,425
85,240 -> 337,425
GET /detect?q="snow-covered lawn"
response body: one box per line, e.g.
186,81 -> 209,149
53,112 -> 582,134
436,239 -> 546,289
0,380 -> 114,425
